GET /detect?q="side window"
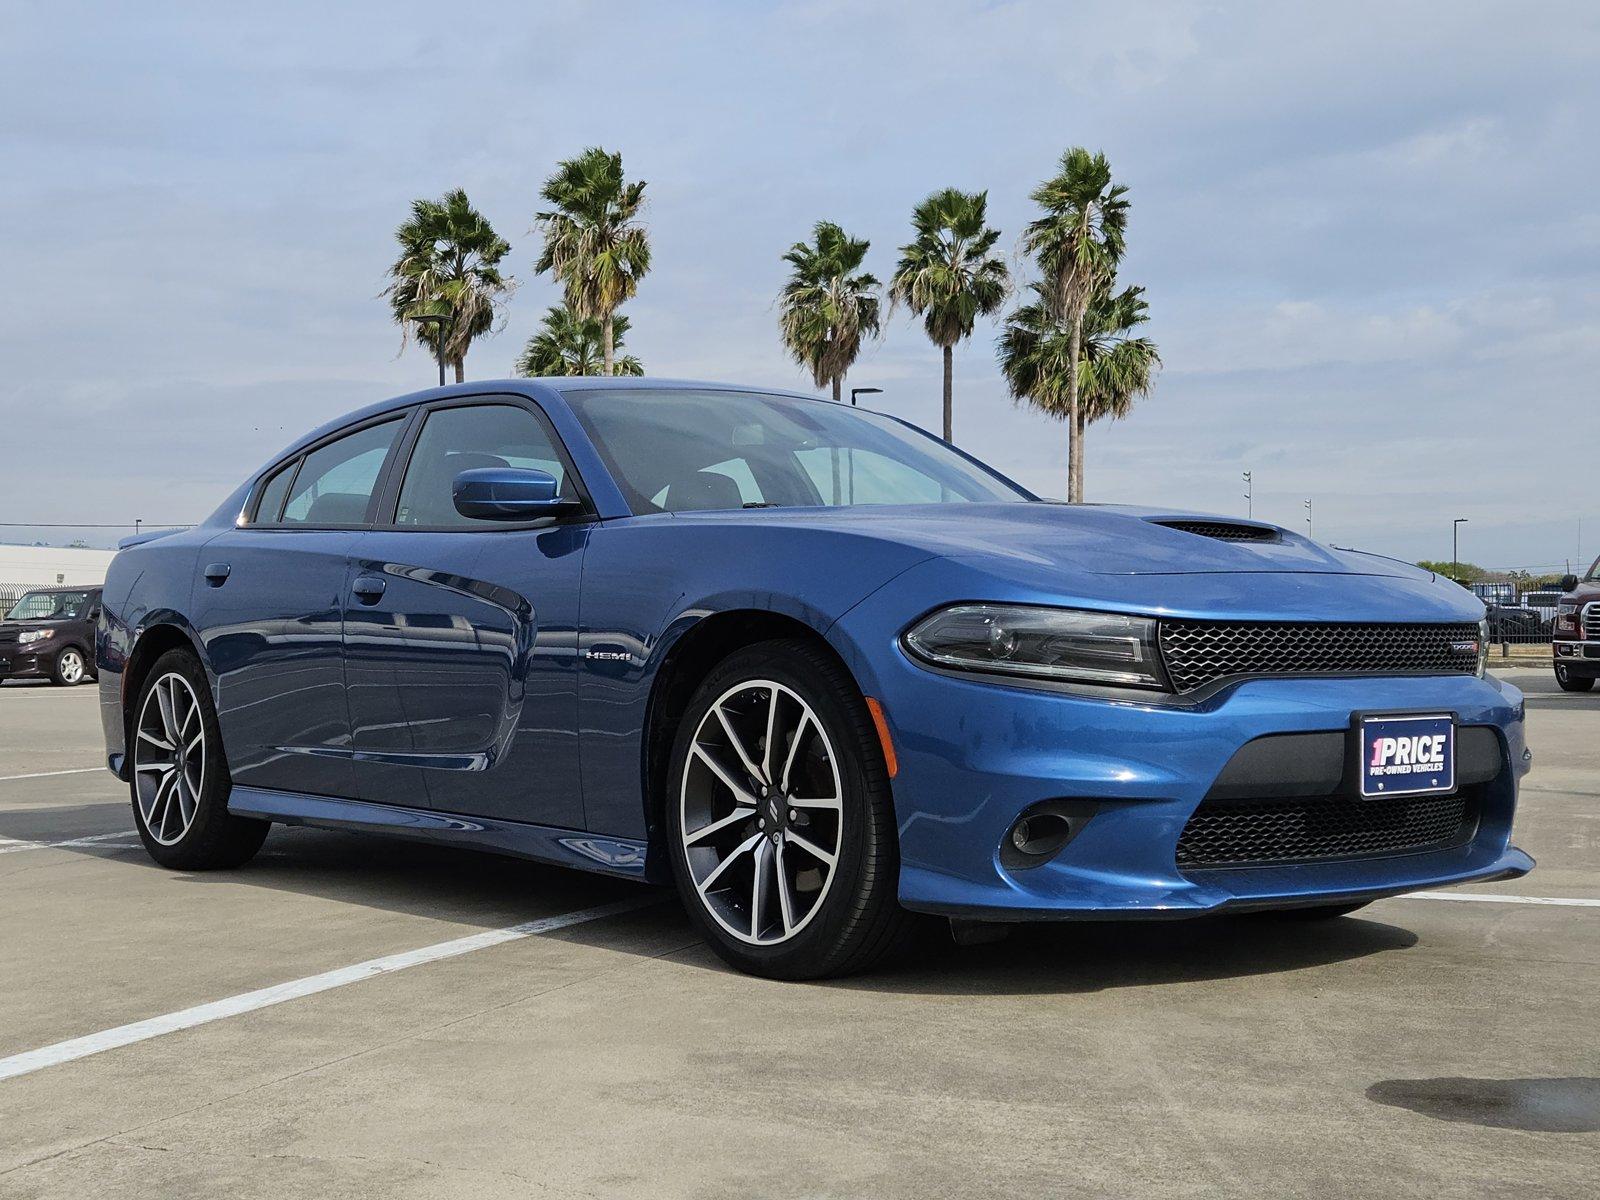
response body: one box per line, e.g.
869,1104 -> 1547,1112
280,419 -> 403,526
253,460 -> 297,524
394,404 -> 573,528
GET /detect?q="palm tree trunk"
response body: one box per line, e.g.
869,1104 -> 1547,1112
1067,310 -> 1084,502
942,344 -> 954,443
1074,406 -> 1087,499
832,376 -> 842,404
453,356 -> 465,384
602,313 -> 615,377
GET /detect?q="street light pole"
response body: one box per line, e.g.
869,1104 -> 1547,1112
1242,471 -> 1252,518
849,387 -> 882,407
1304,498 -> 1312,538
1453,517 -> 1469,582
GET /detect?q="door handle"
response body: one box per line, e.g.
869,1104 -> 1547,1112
203,562 -> 231,587
351,575 -> 387,604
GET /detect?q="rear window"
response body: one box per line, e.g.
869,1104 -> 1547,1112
279,419 -> 403,526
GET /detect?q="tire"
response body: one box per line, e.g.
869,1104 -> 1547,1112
128,649 -> 269,870
50,646 -> 89,686
1555,664 -> 1595,693
665,638 -> 910,980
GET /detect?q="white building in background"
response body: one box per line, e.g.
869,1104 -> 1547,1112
0,544 -> 116,589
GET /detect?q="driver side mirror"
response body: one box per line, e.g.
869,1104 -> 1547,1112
452,467 -> 577,521
1559,574 -> 1579,593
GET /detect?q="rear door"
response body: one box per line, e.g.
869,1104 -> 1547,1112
344,396 -> 592,828
194,414 -> 409,798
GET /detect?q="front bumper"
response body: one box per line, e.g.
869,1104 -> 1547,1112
833,602 -> 1532,919
0,648 -> 48,679
1552,640 -> 1600,678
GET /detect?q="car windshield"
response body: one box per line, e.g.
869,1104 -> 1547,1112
6,590 -> 90,620
1587,556 -> 1600,582
565,389 -> 1034,514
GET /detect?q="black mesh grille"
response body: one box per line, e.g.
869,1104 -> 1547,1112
1154,520 -> 1278,542
1158,620 -> 1482,693
1176,789 -> 1477,868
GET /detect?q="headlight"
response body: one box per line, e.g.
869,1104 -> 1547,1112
1477,617 -> 1489,678
903,604 -> 1166,689
18,629 -> 53,645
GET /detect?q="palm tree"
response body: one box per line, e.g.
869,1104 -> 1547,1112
516,304 -> 643,377
998,281 -> 1159,496
384,189 -> 513,383
778,221 -> 881,403
533,147 -> 650,376
1021,149 -> 1130,501
890,189 -> 1009,443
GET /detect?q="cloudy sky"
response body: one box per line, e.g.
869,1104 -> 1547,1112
3,1 -> 1596,571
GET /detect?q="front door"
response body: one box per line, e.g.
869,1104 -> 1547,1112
344,399 -> 591,829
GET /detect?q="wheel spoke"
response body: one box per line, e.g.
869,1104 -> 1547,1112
691,744 -> 757,807
761,688 -> 780,784
787,793 -> 841,811
156,678 -> 179,742
785,828 -> 836,868
135,760 -> 172,774
712,704 -> 764,787
138,728 -> 174,752
696,831 -> 763,896
684,804 -> 756,846
750,837 -> 772,938
779,710 -> 811,794
774,839 -> 796,936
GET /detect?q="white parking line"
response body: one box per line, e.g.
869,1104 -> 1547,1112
0,767 -> 105,782
0,896 -> 656,1083
0,830 -> 140,856
1397,890 -> 1600,908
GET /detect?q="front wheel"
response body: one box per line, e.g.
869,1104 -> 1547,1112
665,639 -> 910,979
1555,664 -> 1595,692
129,649 -> 268,869
51,646 -> 89,686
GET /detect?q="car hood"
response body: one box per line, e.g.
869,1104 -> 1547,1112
699,502 -> 1429,580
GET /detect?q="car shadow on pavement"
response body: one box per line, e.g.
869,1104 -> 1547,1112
831,914 -> 1420,996
28,815 -> 1419,994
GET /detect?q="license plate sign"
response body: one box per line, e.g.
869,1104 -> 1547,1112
1360,715 -> 1455,798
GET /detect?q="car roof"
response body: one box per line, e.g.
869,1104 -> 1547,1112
277,377 -> 830,464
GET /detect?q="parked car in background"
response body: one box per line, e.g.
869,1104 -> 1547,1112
1521,589 -> 1562,632
1484,601 -> 1542,645
1552,558 -> 1600,692
0,586 -> 102,685
96,379 -> 1532,978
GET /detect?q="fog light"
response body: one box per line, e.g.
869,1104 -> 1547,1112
1010,819 -> 1035,852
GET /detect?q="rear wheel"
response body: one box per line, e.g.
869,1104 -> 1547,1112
50,647 -> 88,686
665,639 -> 909,979
129,650 -> 268,869
1555,664 -> 1595,692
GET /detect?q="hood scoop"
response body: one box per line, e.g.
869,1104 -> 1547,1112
1150,519 -> 1281,544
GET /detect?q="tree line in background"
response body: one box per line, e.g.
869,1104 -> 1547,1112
382,145 -> 1158,500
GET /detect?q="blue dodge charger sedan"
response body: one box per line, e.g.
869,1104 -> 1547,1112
98,379 -> 1533,978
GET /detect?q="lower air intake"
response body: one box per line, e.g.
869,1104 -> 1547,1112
1175,788 -> 1478,868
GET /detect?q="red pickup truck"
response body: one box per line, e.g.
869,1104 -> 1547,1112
1553,556 -> 1600,692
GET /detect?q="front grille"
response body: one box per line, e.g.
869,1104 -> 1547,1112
1175,789 -> 1477,868
1158,620 -> 1482,693
1154,520 -> 1278,543
1584,603 -> 1600,639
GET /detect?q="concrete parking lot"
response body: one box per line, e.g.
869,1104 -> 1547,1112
0,670 -> 1595,1198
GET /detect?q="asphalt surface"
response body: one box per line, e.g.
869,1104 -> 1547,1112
0,669 -> 1595,1197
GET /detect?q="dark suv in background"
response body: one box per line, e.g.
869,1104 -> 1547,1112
0,587 -> 102,685
1552,556 -> 1600,692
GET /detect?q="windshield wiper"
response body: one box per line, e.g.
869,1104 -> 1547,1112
742,501 -> 781,509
